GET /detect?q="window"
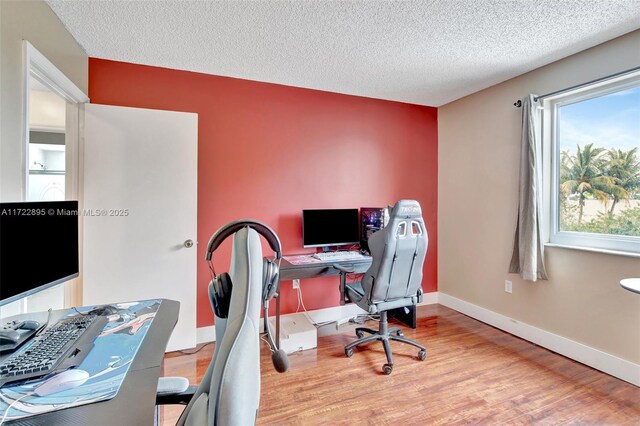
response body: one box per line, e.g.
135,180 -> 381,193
544,72 -> 640,255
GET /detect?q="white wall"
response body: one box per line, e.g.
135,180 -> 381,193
0,0 -> 87,201
0,1 -> 86,314
29,88 -> 66,130
438,30 -> 640,364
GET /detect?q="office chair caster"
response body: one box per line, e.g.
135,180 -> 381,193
356,331 -> 364,338
395,330 -> 404,337
418,350 -> 427,361
382,363 -> 393,375
345,348 -> 354,357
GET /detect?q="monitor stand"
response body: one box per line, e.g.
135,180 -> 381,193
0,319 -> 43,353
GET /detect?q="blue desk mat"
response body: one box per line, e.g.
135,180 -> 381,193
0,299 -> 161,421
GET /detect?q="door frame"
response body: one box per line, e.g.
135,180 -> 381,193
22,41 -> 89,308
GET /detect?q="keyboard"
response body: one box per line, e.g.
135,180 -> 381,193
0,314 -> 108,387
312,251 -> 368,262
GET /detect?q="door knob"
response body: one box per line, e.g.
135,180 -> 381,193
184,239 -> 194,248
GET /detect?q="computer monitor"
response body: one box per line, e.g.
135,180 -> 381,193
0,200 -> 79,307
302,209 -> 359,249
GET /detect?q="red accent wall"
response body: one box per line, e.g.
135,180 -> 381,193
88,58 -> 438,327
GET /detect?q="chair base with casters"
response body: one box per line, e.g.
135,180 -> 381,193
344,310 -> 426,375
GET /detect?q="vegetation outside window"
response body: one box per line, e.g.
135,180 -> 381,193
545,72 -> 640,255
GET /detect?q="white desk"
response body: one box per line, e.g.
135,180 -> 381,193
620,278 -> 640,295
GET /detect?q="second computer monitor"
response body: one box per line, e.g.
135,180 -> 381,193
302,209 -> 359,249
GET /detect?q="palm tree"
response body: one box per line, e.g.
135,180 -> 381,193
560,144 -> 615,224
605,147 -> 640,214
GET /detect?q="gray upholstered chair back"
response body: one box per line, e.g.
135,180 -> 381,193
178,227 -> 263,426
361,200 -> 428,304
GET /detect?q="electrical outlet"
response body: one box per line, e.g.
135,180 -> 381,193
505,280 -> 513,293
292,279 -> 300,289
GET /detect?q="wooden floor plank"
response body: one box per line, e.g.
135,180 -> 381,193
160,305 -> 640,425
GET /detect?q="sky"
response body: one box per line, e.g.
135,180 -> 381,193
558,85 -> 640,154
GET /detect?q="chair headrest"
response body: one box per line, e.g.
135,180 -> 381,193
390,200 -> 422,219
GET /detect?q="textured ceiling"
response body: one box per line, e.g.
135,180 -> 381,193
46,0 -> 640,106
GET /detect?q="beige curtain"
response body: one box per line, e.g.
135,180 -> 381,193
509,95 -> 548,281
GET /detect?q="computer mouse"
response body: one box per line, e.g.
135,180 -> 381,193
34,369 -> 90,397
88,305 -> 118,316
20,320 -> 40,330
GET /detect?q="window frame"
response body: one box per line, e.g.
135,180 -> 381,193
542,71 -> 640,256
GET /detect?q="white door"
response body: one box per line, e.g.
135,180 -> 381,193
82,104 -> 197,352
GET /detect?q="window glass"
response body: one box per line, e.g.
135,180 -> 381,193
546,76 -> 640,253
556,86 -> 640,239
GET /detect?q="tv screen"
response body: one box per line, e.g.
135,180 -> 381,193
0,200 -> 79,306
302,209 -> 359,248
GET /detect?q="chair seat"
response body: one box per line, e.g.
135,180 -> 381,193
346,281 -> 420,314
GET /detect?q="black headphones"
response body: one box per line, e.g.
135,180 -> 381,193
205,219 -> 282,319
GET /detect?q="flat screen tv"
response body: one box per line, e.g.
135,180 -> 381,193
0,200 -> 79,307
302,209 -> 359,249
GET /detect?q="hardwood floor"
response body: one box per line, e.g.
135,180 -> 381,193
160,305 -> 640,425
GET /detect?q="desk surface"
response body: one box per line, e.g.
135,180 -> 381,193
279,253 -> 372,281
5,299 -> 179,425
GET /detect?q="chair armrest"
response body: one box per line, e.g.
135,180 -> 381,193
156,376 -> 195,406
156,385 -> 198,406
333,264 -> 355,305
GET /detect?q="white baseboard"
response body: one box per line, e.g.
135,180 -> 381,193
438,292 -> 640,387
196,325 -> 216,345
418,291 -> 439,306
195,291 -> 440,344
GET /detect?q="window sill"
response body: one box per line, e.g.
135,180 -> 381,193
545,243 -> 640,259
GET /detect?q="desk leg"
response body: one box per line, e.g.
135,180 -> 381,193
263,308 -> 268,339
275,294 -> 281,348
